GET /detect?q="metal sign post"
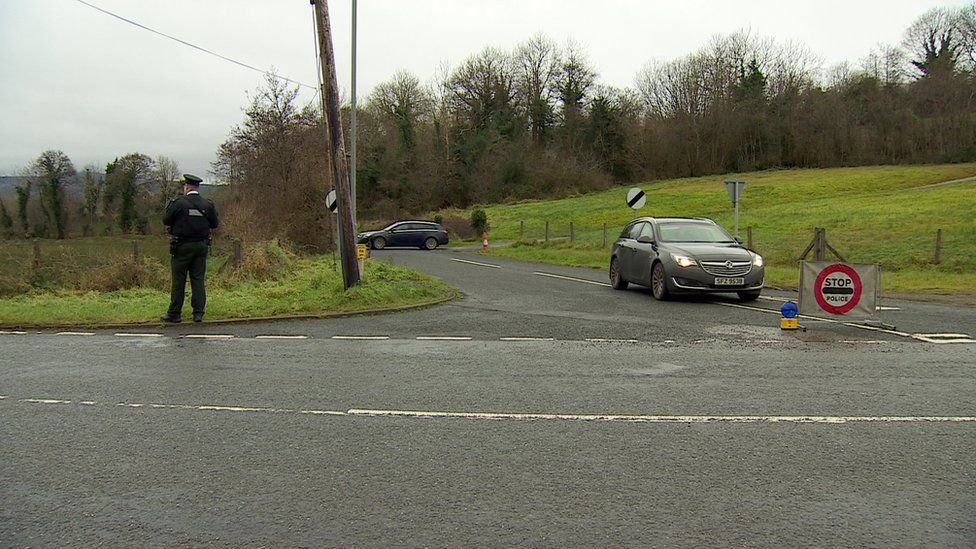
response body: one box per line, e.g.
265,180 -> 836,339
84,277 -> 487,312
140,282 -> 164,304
724,180 -> 746,237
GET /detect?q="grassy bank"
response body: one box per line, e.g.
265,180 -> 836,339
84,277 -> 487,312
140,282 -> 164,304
441,164 -> 976,295
0,257 -> 458,327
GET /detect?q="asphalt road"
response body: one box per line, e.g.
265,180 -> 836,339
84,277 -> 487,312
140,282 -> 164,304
1,248 -> 974,547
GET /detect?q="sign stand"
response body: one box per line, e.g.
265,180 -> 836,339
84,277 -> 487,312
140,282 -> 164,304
723,180 -> 746,237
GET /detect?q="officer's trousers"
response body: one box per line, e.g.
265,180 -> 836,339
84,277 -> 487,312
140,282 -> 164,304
167,240 -> 209,317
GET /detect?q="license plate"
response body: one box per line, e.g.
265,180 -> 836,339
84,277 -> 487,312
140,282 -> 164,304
714,277 -> 745,286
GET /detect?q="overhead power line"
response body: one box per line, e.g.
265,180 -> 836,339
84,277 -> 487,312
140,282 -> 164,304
73,0 -> 316,90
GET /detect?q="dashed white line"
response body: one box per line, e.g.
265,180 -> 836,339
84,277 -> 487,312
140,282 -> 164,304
500,337 -> 555,341
533,272 -> 611,287
450,258 -> 501,269
0,330 -> 27,335
331,335 -> 390,340
841,340 -> 889,344
183,334 -> 235,339
56,331 -> 95,336
584,338 -> 639,343
416,336 -> 473,341
255,335 -> 309,340
114,333 -> 165,338
758,296 -> 900,311
23,398 -> 72,404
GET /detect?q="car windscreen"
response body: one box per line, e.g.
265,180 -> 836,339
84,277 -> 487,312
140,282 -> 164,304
657,222 -> 734,243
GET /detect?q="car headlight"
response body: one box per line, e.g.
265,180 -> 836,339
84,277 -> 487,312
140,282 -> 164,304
671,254 -> 697,268
752,253 -> 764,267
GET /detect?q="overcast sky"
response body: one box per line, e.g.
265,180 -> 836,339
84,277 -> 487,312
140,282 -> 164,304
0,0 -> 969,179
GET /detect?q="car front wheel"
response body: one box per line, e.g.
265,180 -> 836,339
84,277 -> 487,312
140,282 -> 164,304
610,257 -> 628,290
651,261 -> 670,300
422,237 -> 438,250
371,236 -> 387,250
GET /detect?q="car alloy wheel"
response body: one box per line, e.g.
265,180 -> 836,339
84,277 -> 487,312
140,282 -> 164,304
371,236 -> 387,250
610,257 -> 628,290
651,262 -> 669,300
424,237 -> 438,250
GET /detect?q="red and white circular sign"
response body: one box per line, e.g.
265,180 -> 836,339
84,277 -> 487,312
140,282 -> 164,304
814,263 -> 862,315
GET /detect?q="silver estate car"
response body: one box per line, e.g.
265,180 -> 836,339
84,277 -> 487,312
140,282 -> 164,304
609,217 -> 765,301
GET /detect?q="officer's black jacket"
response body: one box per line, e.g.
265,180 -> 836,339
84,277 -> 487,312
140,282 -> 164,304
163,192 -> 220,241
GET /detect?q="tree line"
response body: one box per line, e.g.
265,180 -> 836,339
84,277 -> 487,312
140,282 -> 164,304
211,3 -> 976,250
0,151 -> 183,239
5,4 -> 973,249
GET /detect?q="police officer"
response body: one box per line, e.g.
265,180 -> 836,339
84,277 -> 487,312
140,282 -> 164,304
160,174 -> 220,323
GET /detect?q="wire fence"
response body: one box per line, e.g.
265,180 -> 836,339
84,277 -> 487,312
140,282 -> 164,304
488,220 -> 973,273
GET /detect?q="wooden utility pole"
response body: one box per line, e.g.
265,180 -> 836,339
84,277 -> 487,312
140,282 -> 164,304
313,0 -> 359,288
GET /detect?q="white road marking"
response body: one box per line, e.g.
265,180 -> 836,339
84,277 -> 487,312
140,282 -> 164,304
534,271 -> 611,287
584,338 -> 639,343
912,334 -> 976,344
114,333 -> 165,338
877,306 -> 901,311
332,335 -> 390,341
255,335 -> 309,340
712,301 -> 913,338
450,258 -> 501,269
56,331 -> 95,336
416,336 -> 473,341
841,340 -> 888,344
12,398 -> 976,425
0,395 -> 6,400
183,334 -> 235,339
347,408 -> 976,424
500,337 -> 556,341
0,330 -> 27,335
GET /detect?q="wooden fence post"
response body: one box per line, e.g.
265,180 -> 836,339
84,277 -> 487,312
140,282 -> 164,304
935,228 -> 942,264
132,240 -> 139,262
603,223 -> 608,248
233,239 -> 243,267
33,239 -> 41,271
520,220 -> 524,241
545,221 -> 549,243
746,227 -> 753,249
570,222 -> 575,243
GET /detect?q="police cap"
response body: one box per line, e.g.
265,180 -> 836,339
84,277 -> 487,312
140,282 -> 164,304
183,173 -> 203,186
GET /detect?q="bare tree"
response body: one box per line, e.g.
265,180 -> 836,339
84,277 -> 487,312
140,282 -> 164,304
153,155 -> 182,210
29,150 -> 76,239
515,33 -> 561,144
903,7 -> 964,76
367,70 -> 434,149
860,43 -> 907,85
80,165 -> 103,236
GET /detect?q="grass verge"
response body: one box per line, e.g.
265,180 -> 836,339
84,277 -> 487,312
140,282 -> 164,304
0,257 -> 458,327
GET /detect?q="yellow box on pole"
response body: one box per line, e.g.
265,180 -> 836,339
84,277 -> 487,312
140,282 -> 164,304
356,244 -> 368,260
780,317 -> 799,330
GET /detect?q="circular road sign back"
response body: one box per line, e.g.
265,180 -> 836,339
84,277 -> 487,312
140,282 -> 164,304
326,189 -> 338,214
814,263 -> 862,315
626,188 -> 646,210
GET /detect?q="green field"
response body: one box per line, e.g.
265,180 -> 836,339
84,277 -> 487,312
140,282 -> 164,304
439,164 -> 976,296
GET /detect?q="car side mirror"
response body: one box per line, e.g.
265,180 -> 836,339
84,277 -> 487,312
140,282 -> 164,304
637,235 -> 655,245
734,236 -> 743,245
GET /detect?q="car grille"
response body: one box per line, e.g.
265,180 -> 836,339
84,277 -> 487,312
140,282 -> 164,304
699,260 -> 753,277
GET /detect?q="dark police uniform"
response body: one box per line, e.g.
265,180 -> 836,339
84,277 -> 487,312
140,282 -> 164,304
161,174 -> 219,323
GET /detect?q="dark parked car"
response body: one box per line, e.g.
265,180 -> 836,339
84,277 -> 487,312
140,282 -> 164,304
609,217 -> 764,301
357,221 -> 449,250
